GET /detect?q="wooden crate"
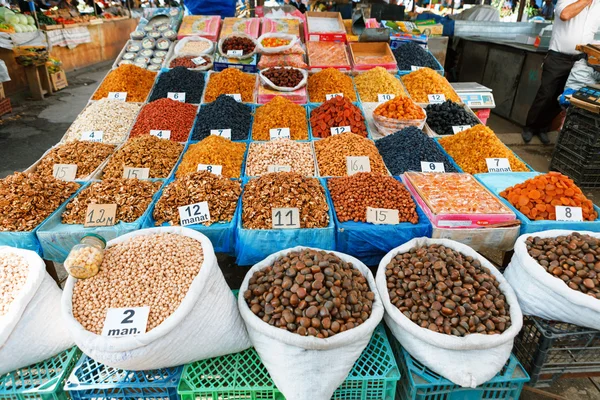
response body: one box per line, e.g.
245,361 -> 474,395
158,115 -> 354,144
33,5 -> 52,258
0,98 -> 12,116
50,70 -> 68,91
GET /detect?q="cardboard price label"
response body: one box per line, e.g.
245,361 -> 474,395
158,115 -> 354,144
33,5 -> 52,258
123,167 -> 150,179
330,126 -> 351,135
366,207 -> 400,225
102,307 -> 149,337
53,164 -> 78,181
420,161 -> 445,173
346,156 -> 371,176
377,94 -> 395,102
270,127 -> 291,140
81,131 -> 104,142
150,130 -> 171,140
325,93 -> 343,100
191,56 -> 207,65
410,66 -> 424,71
167,92 -> 186,103
197,164 -> 222,175
555,206 -> 583,222
427,94 -> 446,104
210,129 -> 232,139
452,125 -> 471,134
107,92 -> 127,101
84,204 -> 117,227
267,165 -> 292,173
178,201 -> 211,226
485,158 -> 512,173
227,49 -> 243,56
225,93 -> 242,102
272,208 -> 300,229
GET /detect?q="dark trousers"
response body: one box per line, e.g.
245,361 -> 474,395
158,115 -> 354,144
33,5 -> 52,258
525,51 -> 581,133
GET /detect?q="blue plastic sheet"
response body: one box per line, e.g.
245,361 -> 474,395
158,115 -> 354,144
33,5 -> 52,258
235,178 -> 336,266
475,172 -> 600,235
143,177 -> 240,255
36,181 -> 165,263
326,177 -> 432,266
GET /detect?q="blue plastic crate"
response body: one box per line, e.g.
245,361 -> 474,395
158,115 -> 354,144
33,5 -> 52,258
387,330 -> 530,400
178,324 -> 400,400
64,355 -> 183,400
0,347 -> 81,400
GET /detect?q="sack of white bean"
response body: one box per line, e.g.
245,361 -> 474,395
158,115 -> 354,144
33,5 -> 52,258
61,227 -> 251,370
375,238 -> 523,388
0,246 -> 74,375
238,246 -> 384,400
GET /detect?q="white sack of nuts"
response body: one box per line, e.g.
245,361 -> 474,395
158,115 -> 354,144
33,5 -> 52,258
61,227 -> 251,370
505,230 -> 600,330
375,237 -> 523,388
0,246 -> 74,375
238,246 -> 384,400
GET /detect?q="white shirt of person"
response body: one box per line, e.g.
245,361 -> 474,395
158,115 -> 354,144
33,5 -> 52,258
550,0 -> 600,54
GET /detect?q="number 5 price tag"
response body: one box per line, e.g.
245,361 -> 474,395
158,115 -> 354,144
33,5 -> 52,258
555,206 -> 583,222
102,307 -> 150,337
366,207 -> 400,225
53,164 -> 78,181
84,204 -> 117,227
178,201 -> 211,226
123,167 -> 150,179
346,156 -> 371,176
272,207 -> 300,229
420,161 -> 445,173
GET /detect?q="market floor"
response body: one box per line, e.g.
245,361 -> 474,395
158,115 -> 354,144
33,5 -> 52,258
1,62 -> 600,399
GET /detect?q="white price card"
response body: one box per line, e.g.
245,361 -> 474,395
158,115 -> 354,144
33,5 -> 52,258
428,94 -> 446,104
178,201 -> 211,226
555,206 -> 583,222
210,129 -> 232,139
191,56 -> 207,65
167,92 -> 186,102
420,161 -> 445,173
227,49 -> 244,56
81,130 -> 104,142
377,94 -> 395,102
346,156 -> 371,176
53,164 -> 78,181
331,126 -> 351,135
102,307 -> 150,337
150,130 -> 171,140
84,204 -> 117,227
108,92 -> 127,101
410,66 -> 424,71
197,164 -> 222,175
225,93 -> 242,102
268,165 -> 292,173
485,158 -> 512,173
325,93 -> 343,100
123,167 -> 150,179
366,207 -> 400,225
272,207 -> 300,229
270,127 -> 291,140
452,125 -> 472,134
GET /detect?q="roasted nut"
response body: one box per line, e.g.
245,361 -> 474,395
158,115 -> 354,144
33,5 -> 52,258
61,179 -> 161,224
245,140 -> 315,177
0,172 -> 79,231
0,251 -> 29,316
35,141 -> 114,179
72,233 -> 204,334
314,133 -> 387,177
153,171 -> 241,226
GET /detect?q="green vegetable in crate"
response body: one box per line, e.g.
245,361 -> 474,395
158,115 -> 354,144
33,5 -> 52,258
36,11 -> 57,25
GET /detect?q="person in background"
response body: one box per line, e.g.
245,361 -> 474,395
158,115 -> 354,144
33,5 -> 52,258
522,0 -> 599,144
183,0 -> 236,17
529,0 -> 540,10
540,0 -> 555,17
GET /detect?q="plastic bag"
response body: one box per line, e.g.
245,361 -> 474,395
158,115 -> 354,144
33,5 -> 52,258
256,32 -> 298,54
258,53 -> 307,70
174,36 -> 214,56
376,237 -> 523,388
238,246 -> 385,400
505,230 -> 600,330
373,107 -> 427,136
259,67 -> 308,92
62,226 -> 251,370
218,33 -> 257,60
0,246 -> 74,374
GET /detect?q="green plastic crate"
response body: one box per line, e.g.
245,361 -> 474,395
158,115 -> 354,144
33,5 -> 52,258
178,324 -> 400,400
0,347 -> 81,400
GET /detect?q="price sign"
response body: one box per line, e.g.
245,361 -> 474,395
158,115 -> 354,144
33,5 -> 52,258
81,131 -> 104,142
123,167 -> 150,179
377,94 -> 395,102
150,130 -> 171,140
108,92 -> 127,101
197,164 -> 222,175
102,307 -> 150,337
325,93 -> 343,100
428,94 -> 446,104
410,66 -> 424,71
178,201 -> 211,226
167,92 -> 186,102
270,127 -> 291,140
555,206 -> 583,222
191,56 -> 207,65
420,161 -> 446,173
272,207 -> 300,229
346,156 -> 371,176
452,125 -> 472,134
366,207 -> 400,225
485,158 -> 512,173
210,129 -> 232,139
330,126 -> 351,135
84,204 -> 117,227
225,93 -> 242,102
227,49 -> 243,56
267,165 -> 292,173
53,164 -> 78,181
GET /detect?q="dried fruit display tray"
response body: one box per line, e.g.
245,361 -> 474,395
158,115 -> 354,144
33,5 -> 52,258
0,347 -> 80,400
178,324 -> 400,400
